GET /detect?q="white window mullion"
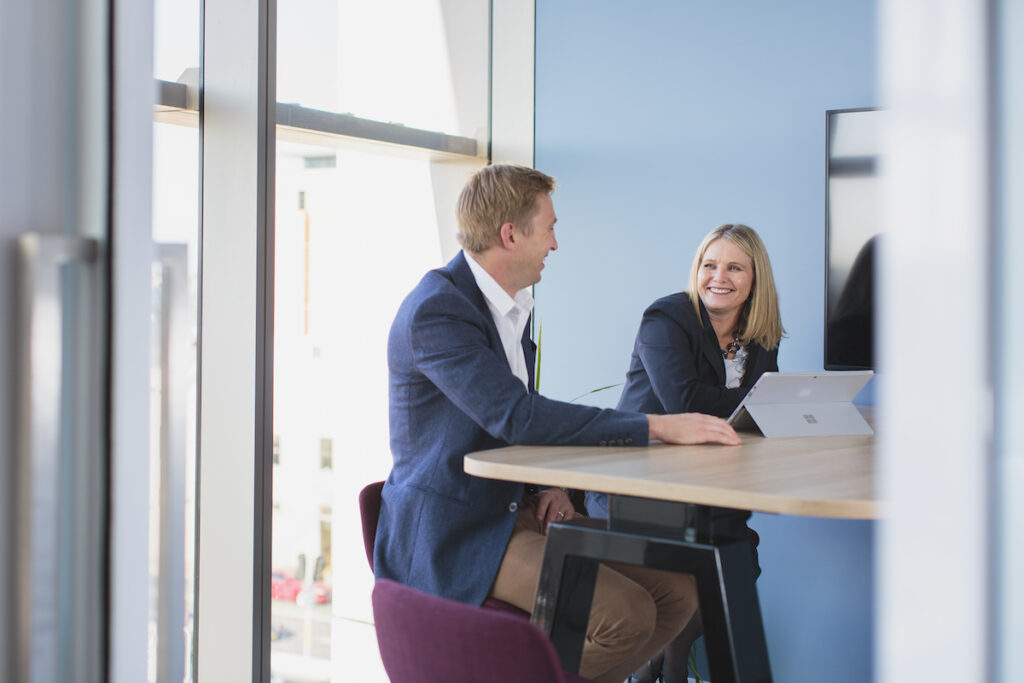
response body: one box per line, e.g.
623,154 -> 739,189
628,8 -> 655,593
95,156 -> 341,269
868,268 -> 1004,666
196,0 -> 275,680
110,0 -> 156,679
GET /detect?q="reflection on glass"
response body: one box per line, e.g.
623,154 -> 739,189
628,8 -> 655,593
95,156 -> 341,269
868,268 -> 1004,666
825,108 -> 883,371
150,121 -> 200,683
150,0 -> 200,679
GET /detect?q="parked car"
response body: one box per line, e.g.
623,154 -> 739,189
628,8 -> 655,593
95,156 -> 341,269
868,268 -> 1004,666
271,571 -> 331,604
271,571 -> 303,602
298,580 -> 331,606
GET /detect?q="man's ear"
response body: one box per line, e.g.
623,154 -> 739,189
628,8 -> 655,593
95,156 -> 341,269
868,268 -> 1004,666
499,222 -> 517,249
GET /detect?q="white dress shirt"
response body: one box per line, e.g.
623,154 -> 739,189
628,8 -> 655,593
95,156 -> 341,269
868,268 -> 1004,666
464,251 -> 534,389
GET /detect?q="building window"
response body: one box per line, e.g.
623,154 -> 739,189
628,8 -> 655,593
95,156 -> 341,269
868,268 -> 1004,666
273,435 -> 281,465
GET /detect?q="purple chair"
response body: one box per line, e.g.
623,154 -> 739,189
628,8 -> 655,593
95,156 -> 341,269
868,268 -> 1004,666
357,480 -> 529,618
358,481 -> 386,571
372,578 -> 594,683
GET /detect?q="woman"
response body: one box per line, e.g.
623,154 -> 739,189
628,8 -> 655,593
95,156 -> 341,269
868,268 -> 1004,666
588,223 -> 784,683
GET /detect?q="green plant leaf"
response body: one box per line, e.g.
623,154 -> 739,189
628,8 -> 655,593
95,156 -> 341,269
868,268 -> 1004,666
568,383 -> 623,404
534,322 -> 542,392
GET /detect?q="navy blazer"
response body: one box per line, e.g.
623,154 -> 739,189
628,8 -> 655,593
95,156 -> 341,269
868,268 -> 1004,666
375,251 -> 650,605
616,292 -> 779,418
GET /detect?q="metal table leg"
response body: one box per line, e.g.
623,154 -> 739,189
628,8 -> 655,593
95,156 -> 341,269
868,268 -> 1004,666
530,497 -> 772,683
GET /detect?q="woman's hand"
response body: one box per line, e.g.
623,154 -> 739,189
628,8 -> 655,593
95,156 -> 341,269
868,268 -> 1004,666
534,487 -> 575,534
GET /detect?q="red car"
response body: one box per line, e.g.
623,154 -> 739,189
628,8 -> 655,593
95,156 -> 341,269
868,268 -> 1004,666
271,571 -> 303,601
271,571 -> 331,604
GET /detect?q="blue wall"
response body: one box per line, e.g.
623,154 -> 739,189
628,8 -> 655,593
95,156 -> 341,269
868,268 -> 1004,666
533,1 -> 876,680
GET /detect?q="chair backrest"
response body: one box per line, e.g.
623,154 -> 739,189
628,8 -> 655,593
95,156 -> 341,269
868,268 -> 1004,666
358,480 -> 385,571
372,579 -> 570,683
360,480 -> 534,620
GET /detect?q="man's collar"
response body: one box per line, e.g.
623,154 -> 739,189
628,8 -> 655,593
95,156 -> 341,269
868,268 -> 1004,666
463,250 -> 532,315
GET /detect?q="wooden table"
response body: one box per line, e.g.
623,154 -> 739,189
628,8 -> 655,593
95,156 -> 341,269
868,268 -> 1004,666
464,409 -> 877,683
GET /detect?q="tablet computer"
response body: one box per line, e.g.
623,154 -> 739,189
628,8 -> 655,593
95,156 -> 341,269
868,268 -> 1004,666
727,370 -> 874,438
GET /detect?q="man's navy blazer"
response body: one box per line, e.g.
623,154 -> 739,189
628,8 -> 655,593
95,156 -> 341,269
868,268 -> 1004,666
375,251 -> 650,605
616,292 -> 779,418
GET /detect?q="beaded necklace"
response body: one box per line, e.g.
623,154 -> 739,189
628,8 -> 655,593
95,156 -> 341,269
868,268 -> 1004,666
722,330 -> 745,359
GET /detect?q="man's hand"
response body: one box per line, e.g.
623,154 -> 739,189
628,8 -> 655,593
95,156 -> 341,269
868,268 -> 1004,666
534,487 -> 575,534
647,413 -> 742,446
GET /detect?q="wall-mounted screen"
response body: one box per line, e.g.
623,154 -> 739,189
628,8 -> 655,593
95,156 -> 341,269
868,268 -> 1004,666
825,108 -> 882,371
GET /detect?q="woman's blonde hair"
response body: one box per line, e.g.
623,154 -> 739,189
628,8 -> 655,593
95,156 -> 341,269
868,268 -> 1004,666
686,224 -> 785,350
456,164 -> 556,254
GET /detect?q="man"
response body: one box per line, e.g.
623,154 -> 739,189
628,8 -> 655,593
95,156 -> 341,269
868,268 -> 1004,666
375,164 -> 741,683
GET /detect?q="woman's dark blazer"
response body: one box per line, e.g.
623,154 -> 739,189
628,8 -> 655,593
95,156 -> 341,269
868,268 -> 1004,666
616,292 -> 779,418
584,292 -> 779,557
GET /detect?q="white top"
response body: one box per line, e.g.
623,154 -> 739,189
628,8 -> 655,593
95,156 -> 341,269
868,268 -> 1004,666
724,344 -> 748,389
464,251 -> 534,389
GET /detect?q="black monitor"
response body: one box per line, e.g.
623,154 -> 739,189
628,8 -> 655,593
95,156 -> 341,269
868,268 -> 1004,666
824,108 -> 882,371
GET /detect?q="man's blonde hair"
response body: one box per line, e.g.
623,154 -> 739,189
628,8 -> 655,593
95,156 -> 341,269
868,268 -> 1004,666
686,224 -> 785,350
456,164 -> 556,254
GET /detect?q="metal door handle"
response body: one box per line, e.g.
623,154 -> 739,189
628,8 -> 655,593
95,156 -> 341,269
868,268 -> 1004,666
14,232 -> 101,683
153,243 -> 189,683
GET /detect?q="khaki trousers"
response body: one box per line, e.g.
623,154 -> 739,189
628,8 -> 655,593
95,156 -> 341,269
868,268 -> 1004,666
489,497 -> 697,683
